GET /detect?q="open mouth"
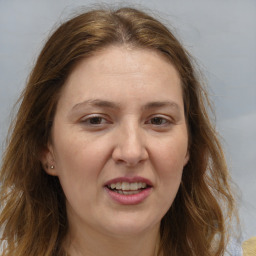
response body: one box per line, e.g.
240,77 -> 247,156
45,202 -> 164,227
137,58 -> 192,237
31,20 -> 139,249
106,181 -> 151,195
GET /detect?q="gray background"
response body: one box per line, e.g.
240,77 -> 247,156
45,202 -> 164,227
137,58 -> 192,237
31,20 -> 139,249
0,0 -> 255,241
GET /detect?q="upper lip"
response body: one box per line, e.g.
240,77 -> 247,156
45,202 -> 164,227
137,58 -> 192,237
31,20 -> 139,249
104,176 -> 153,187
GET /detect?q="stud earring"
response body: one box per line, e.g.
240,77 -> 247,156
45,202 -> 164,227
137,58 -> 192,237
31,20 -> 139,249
50,165 -> 54,169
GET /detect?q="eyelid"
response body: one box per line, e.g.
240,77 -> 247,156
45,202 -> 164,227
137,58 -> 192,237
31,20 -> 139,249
145,114 -> 174,125
80,114 -> 111,125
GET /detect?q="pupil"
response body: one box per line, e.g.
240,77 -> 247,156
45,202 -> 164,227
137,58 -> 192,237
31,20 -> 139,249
152,117 -> 162,125
90,117 -> 102,124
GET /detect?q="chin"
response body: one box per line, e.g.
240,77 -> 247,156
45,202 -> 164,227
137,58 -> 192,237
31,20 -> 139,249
99,214 -> 160,238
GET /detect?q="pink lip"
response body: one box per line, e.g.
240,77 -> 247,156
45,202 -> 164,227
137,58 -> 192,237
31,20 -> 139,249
104,176 -> 153,205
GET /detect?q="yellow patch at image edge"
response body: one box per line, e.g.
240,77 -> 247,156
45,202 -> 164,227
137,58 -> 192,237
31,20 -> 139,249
242,237 -> 256,256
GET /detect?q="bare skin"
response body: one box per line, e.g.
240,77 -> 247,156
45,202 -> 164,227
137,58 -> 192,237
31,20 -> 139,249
43,46 -> 189,256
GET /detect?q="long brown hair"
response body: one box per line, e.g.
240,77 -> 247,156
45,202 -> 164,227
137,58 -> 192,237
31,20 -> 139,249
0,7 -> 237,256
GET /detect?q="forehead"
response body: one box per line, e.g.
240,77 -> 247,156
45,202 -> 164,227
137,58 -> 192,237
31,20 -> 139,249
68,45 -> 179,79
57,46 -> 183,111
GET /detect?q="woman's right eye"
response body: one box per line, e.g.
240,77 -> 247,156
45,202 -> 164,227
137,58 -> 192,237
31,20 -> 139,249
81,115 -> 110,126
87,116 -> 104,124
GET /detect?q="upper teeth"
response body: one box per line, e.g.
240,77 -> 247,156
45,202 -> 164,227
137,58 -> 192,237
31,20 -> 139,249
108,182 -> 147,191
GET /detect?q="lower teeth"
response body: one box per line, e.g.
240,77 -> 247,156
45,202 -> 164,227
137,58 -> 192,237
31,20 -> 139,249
115,190 -> 141,195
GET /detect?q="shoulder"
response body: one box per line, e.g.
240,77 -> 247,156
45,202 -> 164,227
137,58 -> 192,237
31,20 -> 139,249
242,237 -> 256,256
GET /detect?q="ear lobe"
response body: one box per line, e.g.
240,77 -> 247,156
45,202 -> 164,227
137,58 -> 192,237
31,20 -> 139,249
183,151 -> 190,167
40,144 -> 57,176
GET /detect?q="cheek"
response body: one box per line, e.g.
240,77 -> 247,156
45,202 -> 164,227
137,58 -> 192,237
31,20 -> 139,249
152,137 -> 187,189
53,128 -> 107,169
52,131 -> 114,198
54,140 -> 105,211
155,138 -> 188,171
149,143 -> 185,219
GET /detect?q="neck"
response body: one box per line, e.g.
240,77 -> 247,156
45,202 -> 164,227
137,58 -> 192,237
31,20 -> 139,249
64,222 -> 161,256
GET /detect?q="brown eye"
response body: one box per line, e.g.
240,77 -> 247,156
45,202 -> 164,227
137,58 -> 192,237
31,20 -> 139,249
81,115 -> 110,126
89,117 -> 103,124
150,117 -> 168,125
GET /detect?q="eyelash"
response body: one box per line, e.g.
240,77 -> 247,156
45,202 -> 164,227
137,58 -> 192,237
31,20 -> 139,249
81,114 -> 110,126
80,114 -> 172,128
145,116 -> 171,126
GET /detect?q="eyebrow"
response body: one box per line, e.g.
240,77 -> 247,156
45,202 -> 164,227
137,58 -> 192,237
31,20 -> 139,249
143,101 -> 181,111
71,99 -> 121,112
70,99 -> 181,113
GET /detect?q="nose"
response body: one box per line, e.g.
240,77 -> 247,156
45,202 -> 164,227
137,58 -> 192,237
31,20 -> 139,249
112,122 -> 148,167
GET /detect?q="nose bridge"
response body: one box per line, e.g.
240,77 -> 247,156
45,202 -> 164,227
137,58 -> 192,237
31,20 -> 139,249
112,118 -> 148,166
123,120 -> 142,151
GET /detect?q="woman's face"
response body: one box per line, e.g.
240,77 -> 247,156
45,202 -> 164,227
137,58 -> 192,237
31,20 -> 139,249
44,46 -> 189,238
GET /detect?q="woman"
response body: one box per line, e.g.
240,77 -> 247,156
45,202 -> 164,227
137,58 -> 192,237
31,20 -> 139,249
0,7 -> 239,256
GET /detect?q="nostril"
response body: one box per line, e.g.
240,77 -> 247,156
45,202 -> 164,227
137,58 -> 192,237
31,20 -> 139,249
112,146 -> 148,166
111,128 -> 149,166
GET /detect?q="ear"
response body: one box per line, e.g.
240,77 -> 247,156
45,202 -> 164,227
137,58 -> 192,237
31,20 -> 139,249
40,143 -> 58,176
183,150 -> 190,167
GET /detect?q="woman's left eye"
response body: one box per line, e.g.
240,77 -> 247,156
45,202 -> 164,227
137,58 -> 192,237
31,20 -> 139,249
146,116 -> 171,126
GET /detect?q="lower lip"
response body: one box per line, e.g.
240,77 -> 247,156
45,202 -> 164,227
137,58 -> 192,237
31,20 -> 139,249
105,187 -> 152,205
